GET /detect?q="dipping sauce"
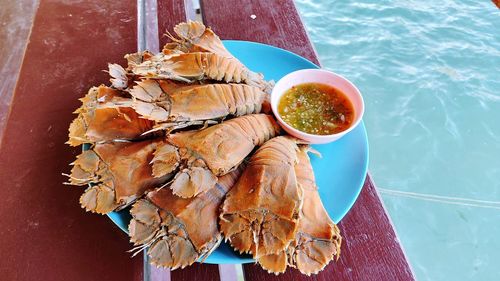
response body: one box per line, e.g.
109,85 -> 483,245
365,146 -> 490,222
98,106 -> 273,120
277,83 -> 354,135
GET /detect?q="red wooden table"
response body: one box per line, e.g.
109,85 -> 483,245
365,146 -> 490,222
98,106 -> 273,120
0,1 -> 414,280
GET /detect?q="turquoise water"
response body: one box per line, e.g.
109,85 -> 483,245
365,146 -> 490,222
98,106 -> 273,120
295,1 -> 500,280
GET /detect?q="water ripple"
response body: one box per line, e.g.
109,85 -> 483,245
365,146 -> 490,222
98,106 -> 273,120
295,0 -> 500,280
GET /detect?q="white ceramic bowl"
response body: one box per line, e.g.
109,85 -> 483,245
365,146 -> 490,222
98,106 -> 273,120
271,69 -> 365,144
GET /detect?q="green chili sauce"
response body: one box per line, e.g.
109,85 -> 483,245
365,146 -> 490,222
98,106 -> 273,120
278,83 -> 354,135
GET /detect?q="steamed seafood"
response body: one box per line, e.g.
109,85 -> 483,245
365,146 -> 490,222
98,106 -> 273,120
128,167 -> 242,269
67,85 -> 153,146
219,136 -> 303,258
163,21 -> 235,59
65,20 -> 344,276
67,139 -> 170,214
258,147 -> 342,275
151,114 -> 280,198
113,21 -> 271,93
102,79 -> 269,132
129,52 -> 269,91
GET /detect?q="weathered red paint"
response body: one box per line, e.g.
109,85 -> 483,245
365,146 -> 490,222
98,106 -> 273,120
0,1 -> 139,280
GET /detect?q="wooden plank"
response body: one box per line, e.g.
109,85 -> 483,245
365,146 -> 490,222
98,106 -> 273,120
201,1 -> 415,280
157,0 -> 187,48
145,257 -> 171,281
0,0 -> 38,144
153,2 -> 221,280
144,0 -> 161,53
170,263 -> 221,281
0,1 -> 142,281
200,0 -> 319,65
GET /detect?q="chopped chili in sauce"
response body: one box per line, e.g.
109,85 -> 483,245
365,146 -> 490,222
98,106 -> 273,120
278,83 -> 354,135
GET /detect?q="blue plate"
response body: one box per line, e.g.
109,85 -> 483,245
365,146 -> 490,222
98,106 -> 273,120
107,40 -> 369,264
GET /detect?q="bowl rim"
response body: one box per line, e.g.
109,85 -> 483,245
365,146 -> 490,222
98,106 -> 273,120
270,68 -> 365,140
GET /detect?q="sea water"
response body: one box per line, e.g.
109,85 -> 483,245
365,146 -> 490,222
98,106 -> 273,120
294,0 -> 500,280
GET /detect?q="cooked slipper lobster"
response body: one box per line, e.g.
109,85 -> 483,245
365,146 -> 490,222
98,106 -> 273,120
151,114 -> 280,198
67,85 -> 153,146
111,21 -> 271,93
257,147 -> 342,275
129,52 -> 270,91
128,166 -> 243,269
163,21 -> 235,59
66,139 -> 171,214
219,136 -> 303,259
101,79 -> 269,133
